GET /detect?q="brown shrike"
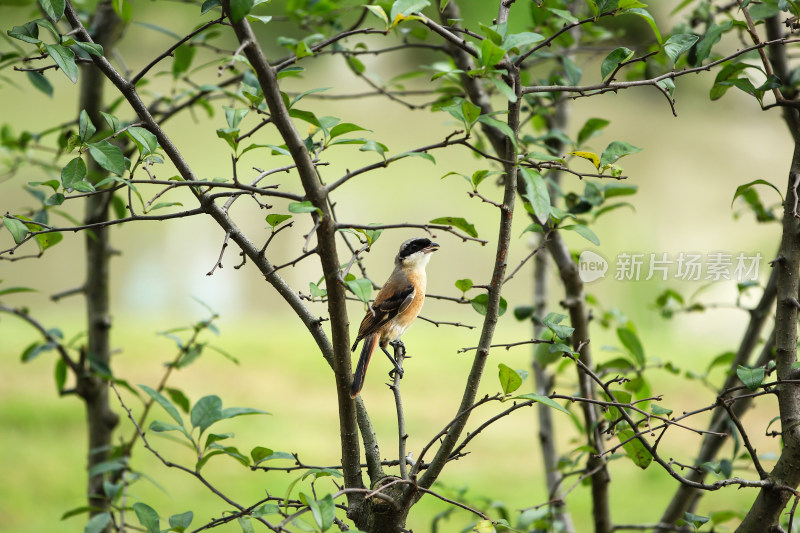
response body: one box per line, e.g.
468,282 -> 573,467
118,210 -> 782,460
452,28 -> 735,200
349,238 -> 439,398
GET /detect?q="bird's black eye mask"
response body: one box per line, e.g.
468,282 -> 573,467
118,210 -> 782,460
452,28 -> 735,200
398,238 -> 433,259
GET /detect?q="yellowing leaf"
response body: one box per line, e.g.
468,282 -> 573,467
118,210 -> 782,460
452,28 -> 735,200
366,5 -> 389,28
568,151 -> 600,170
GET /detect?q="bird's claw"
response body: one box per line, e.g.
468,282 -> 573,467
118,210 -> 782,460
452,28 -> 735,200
390,340 -> 407,358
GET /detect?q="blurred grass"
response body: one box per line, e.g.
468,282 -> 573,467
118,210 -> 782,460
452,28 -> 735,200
0,309 -> 769,532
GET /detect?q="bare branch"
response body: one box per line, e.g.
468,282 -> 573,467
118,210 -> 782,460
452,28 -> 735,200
131,17 -> 224,85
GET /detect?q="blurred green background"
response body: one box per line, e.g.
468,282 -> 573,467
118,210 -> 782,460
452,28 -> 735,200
0,1 -> 791,531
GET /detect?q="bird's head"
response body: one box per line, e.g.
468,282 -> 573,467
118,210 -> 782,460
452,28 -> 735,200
396,238 -> 439,269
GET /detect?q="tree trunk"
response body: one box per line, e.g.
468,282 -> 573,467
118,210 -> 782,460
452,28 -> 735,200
737,142 -> 800,531
76,2 -> 122,525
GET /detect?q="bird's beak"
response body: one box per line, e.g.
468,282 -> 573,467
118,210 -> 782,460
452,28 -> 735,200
425,242 -> 440,253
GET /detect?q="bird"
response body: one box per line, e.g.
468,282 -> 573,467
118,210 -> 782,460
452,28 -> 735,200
349,237 -> 439,398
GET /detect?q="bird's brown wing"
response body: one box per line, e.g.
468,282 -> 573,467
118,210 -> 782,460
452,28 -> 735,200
351,284 -> 415,351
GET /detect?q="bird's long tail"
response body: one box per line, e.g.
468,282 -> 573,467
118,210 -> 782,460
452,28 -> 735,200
350,334 -> 377,398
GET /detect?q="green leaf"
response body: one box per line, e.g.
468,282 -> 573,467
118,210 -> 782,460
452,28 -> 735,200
309,282 -> 327,298
191,395 -> 223,433
172,44 -> 196,79
390,0 -> 430,22
543,312 -> 574,339
45,191 -> 66,206
0,285 -> 36,297
87,141 -> 125,176
491,78 -> 517,102
346,278 -> 372,304
247,13 -> 272,23
205,432 -> 233,450
479,22 -> 503,45
79,110 -> 96,143
577,118 -> 609,145
26,71 -> 53,97
221,406 -> 270,419
514,392 -> 569,414
163,387 -> 190,414
603,182 -> 638,198
600,47 -> 634,80
736,365 -> 765,391
519,168 -> 551,223
479,37 -> 506,68
359,139 -> 387,159
252,503 -> 280,517
251,446 -> 274,464
498,363 -> 524,394
21,342 -> 55,362
461,100 -> 481,127
617,427 -> 653,469
149,420 -> 188,434
695,21 -> 732,66
651,404 -> 673,416
395,151 -> 436,165
295,41 -> 314,58
229,0 -> 254,23
354,224 -> 383,245
100,111 -> 120,133
502,31 -> 544,51
237,516 -> 256,533
8,23 -> 41,45
140,384 -> 184,426
617,328 -> 645,367
30,180 -> 60,192
731,179 -> 783,207
471,170 -> 499,188
624,8 -> 662,44
475,115 -> 517,152
3,217 -> 30,244
84,512 -> 112,533
596,0 -> 619,12
288,88 -> 330,109
169,511 -> 193,532
224,106 -> 250,128
288,201 -> 320,215
35,231 -> 63,251
429,216 -> 477,237
60,157 -> 87,190
330,122 -> 369,139
560,224 -> 600,245
201,0 -> 221,14
127,127 -> 159,156
600,140 -> 642,166
548,7 -> 578,23
514,306 -> 533,321
710,62 -> 750,100
45,44 -> 79,83
318,493 -> 336,530
470,294 -> 507,316
39,0 -> 66,21
454,278 -> 473,293
663,34 -> 699,63
75,41 -> 103,57
216,128 -> 240,152
132,502 -> 160,533
679,512 -> 710,530
266,214 -> 292,227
